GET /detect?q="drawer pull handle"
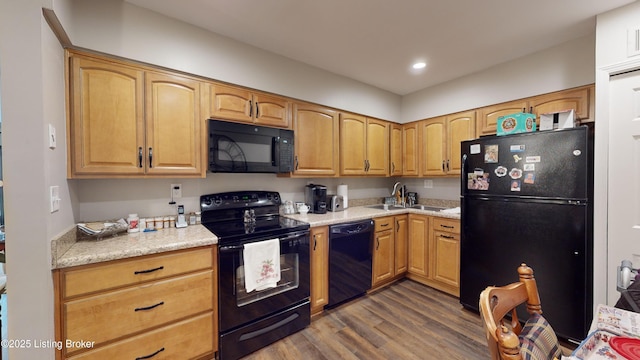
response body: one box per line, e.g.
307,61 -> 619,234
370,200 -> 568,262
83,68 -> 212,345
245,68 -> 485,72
440,235 -> 455,239
134,266 -> 164,275
136,347 -> 165,360
440,225 -> 454,229
380,223 -> 390,227
134,301 -> 164,312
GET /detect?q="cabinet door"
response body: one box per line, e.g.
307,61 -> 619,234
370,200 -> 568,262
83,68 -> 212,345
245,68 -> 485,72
253,92 -> 291,128
529,86 -> 590,123
340,113 -> 367,175
402,122 -> 419,176
373,230 -> 395,286
293,103 -> 339,176
310,226 -> 329,314
420,117 -> 447,176
69,55 -> 145,177
365,118 -> 389,176
394,215 -> 408,275
145,72 -> 203,176
407,214 -> 429,277
209,83 -> 253,123
432,230 -> 460,290
446,110 -> 475,175
476,100 -> 528,136
390,123 -> 403,176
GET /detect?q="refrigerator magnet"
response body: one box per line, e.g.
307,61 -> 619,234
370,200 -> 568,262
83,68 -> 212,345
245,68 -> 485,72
526,156 -> 541,163
523,163 -> 535,171
485,145 -> 498,163
510,180 -> 521,191
509,168 -> 523,179
494,166 -> 507,177
513,154 -> 522,163
510,145 -> 525,152
523,173 -> 535,184
467,173 -> 490,190
470,144 -> 481,154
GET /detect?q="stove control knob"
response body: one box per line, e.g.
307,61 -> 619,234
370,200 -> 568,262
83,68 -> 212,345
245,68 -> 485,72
213,197 -> 223,206
273,193 -> 280,202
202,198 -> 213,207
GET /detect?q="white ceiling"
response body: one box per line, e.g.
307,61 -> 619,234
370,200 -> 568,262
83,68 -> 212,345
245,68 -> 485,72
125,0 -> 635,95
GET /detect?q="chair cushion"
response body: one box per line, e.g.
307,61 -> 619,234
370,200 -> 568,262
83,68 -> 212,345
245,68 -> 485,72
519,313 -> 562,360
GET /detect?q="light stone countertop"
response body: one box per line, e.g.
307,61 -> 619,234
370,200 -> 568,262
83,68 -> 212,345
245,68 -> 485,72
283,205 -> 460,227
53,225 -> 217,269
52,205 -> 459,269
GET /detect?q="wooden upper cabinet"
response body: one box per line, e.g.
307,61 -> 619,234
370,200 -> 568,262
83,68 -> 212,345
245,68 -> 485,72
476,100 -> 528,137
402,122 -> 419,176
292,103 -> 339,176
529,86 -> 590,123
390,123 -> 403,176
420,117 -> 447,176
420,111 -> 475,177
210,83 -> 290,128
339,114 -> 388,176
447,110 -> 476,175
69,55 -> 145,177
145,71 -> 203,176
340,113 -> 367,175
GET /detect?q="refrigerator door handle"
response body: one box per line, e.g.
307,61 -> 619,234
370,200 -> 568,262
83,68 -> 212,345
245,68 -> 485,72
460,154 -> 467,195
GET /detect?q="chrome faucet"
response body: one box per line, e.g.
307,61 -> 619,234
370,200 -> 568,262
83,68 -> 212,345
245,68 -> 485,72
391,181 -> 405,207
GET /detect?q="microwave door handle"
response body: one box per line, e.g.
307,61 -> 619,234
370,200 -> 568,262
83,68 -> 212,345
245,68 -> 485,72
272,137 -> 279,166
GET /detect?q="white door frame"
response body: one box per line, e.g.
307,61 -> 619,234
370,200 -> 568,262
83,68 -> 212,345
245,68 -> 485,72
595,57 -> 640,307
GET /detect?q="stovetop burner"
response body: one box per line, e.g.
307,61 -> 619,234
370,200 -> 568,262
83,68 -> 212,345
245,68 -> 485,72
200,191 -> 309,243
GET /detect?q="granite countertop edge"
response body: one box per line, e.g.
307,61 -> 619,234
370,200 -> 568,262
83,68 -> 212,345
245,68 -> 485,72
52,206 -> 459,269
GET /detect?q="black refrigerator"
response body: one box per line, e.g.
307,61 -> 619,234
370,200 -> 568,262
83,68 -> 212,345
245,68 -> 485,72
459,126 -> 593,343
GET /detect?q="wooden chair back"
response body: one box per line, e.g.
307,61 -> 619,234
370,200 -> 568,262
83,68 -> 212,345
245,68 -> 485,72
479,263 -> 543,360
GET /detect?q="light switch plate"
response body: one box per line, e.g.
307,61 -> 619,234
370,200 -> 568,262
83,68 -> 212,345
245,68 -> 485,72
424,180 -> 433,188
171,184 -> 182,199
50,185 -> 60,213
48,124 -> 57,149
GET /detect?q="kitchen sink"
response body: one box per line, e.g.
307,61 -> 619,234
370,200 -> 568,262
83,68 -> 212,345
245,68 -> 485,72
366,204 -> 404,210
410,205 -> 446,211
366,204 -> 446,212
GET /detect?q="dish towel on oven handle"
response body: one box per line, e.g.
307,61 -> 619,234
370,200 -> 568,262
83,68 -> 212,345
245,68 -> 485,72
243,239 -> 281,293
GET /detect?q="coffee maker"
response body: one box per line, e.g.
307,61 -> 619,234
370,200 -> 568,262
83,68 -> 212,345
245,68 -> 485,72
304,184 -> 327,214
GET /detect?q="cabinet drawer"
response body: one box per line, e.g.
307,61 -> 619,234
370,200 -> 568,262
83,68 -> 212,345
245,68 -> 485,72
432,217 -> 460,234
374,217 -> 394,232
68,312 -> 214,360
63,247 -> 212,298
64,270 -> 213,351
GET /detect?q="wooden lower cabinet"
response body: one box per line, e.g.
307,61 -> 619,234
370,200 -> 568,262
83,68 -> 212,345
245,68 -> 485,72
53,246 -> 217,360
310,226 -> 329,315
406,214 -> 460,297
372,215 -> 408,289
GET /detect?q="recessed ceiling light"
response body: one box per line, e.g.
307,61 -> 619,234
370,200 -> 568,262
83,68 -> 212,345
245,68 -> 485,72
412,62 -> 426,69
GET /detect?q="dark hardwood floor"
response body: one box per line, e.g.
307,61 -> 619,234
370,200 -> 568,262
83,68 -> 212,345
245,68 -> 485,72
242,279 -> 490,359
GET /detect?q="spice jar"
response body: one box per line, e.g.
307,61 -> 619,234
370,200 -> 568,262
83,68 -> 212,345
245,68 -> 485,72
189,212 -> 197,225
155,216 -> 164,230
146,218 -> 155,230
127,214 -> 140,233
195,211 -> 201,224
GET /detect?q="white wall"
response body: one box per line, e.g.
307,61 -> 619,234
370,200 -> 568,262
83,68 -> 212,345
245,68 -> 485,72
594,1 -> 640,306
0,0 -> 73,358
65,0 -> 402,122
402,34 -> 596,122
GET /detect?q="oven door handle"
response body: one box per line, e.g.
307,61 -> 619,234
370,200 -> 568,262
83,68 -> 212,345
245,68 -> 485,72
219,244 -> 245,253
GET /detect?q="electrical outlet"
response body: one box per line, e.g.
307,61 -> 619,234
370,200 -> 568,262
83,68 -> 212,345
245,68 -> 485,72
50,185 -> 60,213
424,180 -> 433,189
171,184 -> 182,199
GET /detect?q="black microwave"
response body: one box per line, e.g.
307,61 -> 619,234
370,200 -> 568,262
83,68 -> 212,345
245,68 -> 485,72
208,120 -> 294,173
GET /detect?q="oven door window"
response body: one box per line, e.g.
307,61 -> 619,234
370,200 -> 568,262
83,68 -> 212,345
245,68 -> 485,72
236,253 -> 299,307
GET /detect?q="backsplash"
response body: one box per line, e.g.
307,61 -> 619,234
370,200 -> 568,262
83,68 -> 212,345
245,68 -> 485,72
73,174 -> 460,222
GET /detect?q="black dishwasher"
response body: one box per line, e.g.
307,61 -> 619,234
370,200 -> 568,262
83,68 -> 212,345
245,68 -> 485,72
327,219 -> 374,308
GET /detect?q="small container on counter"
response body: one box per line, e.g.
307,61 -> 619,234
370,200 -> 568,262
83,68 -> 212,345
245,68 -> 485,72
195,211 -> 201,224
155,216 -> 164,230
139,217 -> 147,231
189,212 -> 197,225
163,216 -> 170,229
146,218 -> 155,230
169,216 -> 176,228
127,214 -> 140,233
